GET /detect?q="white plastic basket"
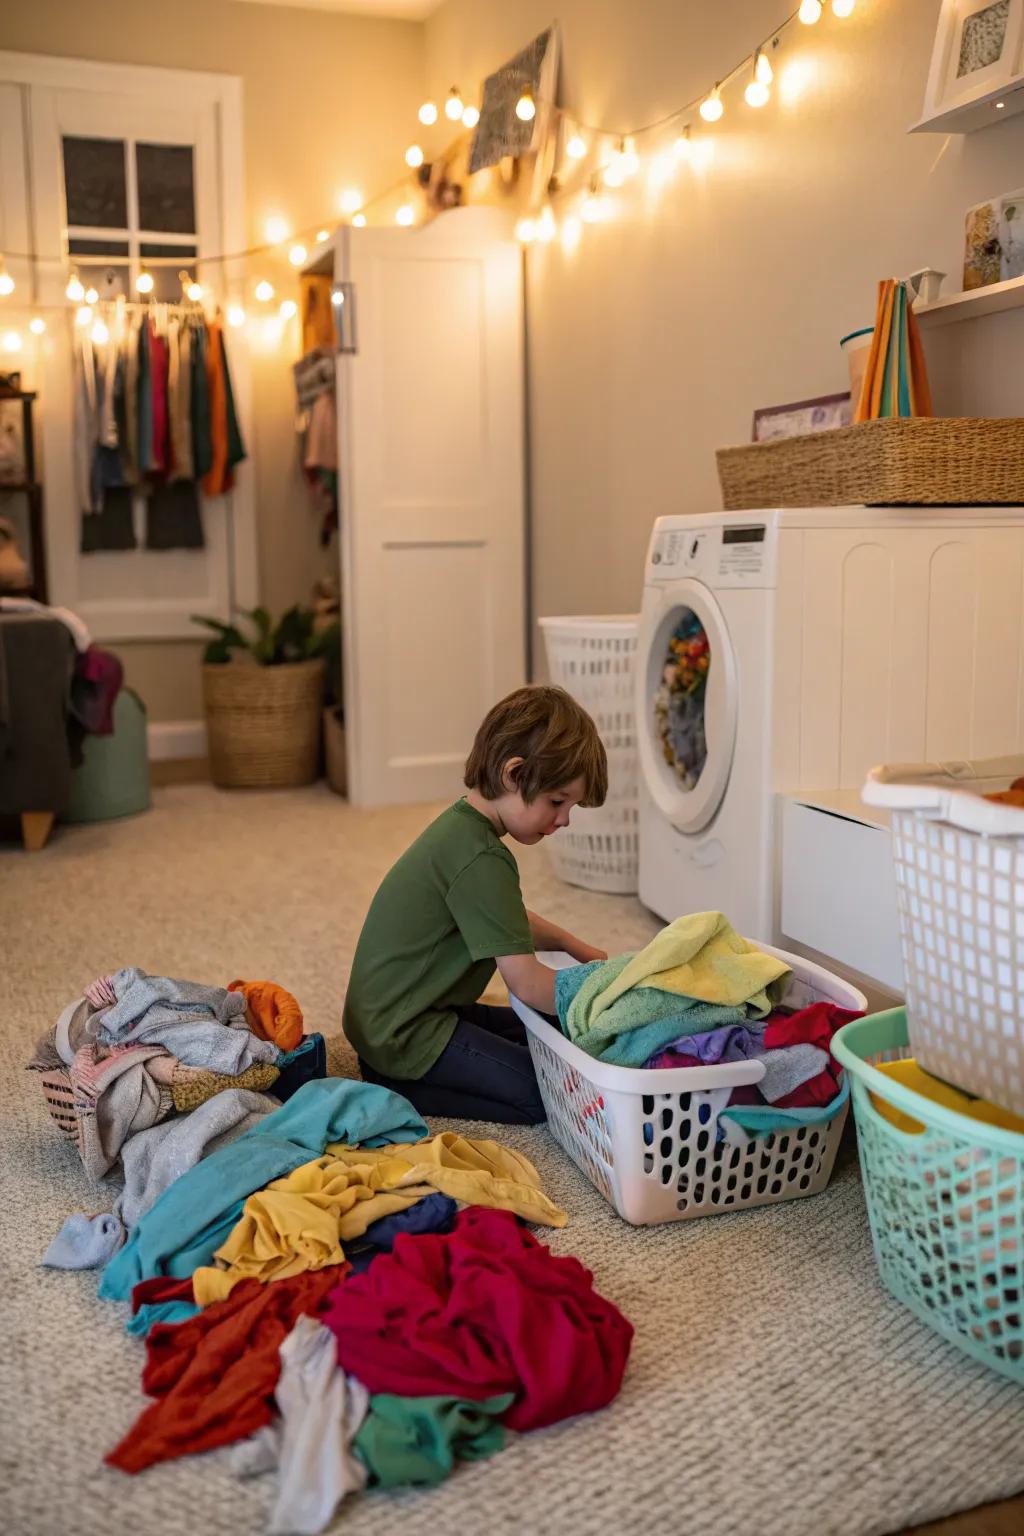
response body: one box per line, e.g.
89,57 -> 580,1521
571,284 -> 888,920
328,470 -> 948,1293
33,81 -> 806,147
864,755 -> 1024,1115
511,945 -> 867,1226
539,615 -> 639,895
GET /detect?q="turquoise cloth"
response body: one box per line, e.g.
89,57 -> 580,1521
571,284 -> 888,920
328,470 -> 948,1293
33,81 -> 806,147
354,1393 -> 513,1488
99,1079 -> 427,1301
721,1076 -> 850,1136
555,959 -> 756,1067
125,1299 -> 200,1338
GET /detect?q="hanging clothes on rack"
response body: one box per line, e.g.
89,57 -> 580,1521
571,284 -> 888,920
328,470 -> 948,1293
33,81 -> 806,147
74,304 -> 247,554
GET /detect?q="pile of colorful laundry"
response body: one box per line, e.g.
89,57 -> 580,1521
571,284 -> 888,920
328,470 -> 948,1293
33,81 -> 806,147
28,969 -> 324,1261
33,988 -> 633,1533
554,912 -> 860,1141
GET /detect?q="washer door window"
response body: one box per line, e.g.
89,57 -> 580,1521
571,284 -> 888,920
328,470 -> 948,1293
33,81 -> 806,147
638,580 -> 737,834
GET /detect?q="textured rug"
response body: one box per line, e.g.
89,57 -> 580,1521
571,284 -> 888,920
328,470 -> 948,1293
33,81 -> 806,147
2,783 -> 1023,1536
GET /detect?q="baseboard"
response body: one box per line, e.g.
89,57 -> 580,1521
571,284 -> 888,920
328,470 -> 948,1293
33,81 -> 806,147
147,719 -> 208,761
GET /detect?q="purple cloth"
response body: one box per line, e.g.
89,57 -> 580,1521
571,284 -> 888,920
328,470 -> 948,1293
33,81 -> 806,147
647,1023 -> 767,1070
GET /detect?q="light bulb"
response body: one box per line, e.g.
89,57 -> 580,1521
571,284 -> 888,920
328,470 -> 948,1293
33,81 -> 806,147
339,189 -> 363,216
91,318 -> 109,345
255,280 -> 274,302
832,0 -> 855,15
66,274 -> 85,302
745,80 -> 770,108
1,330 -> 21,354
996,100 -> 1007,109
75,305 -> 92,327
756,50 -> 774,87
674,128 -> 692,160
405,145 -> 424,168
621,137 -> 639,176
799,0 -> 823,20
418,101 -> 438,126
0,272 -> 14,297
445,88 -> 463,122
288,244 -> 307,267
85,286 -> 99,304
566,133 -> 587,159
581,191 -> 604,224
316,230 -> 329,243
462,104 -> 480,128
515,89 -> 536,123
29,317 -> 46,336
515,218 -> 536,244
227,304 -> 246,327
187,281 -> 203,302
536,207 -> 556,243
395,204 -> 415,226
136,271 -> 154,294
353,213 -> 367,228
279,299 -> 297,320
561,214 -> 582,253
264,215 -> 289,244
603,159 -> 625,189
331,288 -> 345,307
700,86 -> 724,123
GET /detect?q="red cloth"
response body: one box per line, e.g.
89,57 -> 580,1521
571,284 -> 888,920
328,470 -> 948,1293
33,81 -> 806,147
321,1206 -> 633,1433
130,1275 -> 195,1314
762,1003 -> 861,1056
149,324 -> 170,477
107,1267 -> 345,1473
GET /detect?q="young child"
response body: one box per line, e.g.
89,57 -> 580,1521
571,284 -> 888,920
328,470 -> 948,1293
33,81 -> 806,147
344,685 -> 609,1123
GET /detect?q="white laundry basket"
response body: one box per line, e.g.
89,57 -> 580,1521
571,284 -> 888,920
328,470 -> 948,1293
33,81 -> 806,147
864,755 -> 1024,1115
539,615 -> 639,894
511,945 -> 866,1226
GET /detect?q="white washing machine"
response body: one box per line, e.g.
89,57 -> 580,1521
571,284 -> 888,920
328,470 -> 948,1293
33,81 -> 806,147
636,506 -> 1024,939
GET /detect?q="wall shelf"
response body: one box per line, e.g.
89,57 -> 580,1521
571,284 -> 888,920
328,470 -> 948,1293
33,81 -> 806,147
915,274 -> 1024,328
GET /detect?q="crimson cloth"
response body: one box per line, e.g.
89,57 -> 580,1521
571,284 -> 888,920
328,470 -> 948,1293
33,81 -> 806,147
107,1266 -> 345,1473
762,1003 -> 861,1107
130,1274 -> 196,1313
321,1206 -> 633,1432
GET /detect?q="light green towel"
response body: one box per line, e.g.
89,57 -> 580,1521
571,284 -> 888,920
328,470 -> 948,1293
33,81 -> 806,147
588,912 -> 791,1021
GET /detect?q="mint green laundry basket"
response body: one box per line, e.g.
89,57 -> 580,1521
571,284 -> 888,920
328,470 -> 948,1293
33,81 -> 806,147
65,689 -> 150,824
833,1009 -> 1023,1384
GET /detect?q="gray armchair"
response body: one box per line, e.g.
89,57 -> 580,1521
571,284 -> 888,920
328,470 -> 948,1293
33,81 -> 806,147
0,613 -> 74,849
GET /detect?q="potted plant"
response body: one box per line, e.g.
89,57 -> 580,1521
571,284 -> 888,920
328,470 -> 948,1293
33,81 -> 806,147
192,606 -> 339,788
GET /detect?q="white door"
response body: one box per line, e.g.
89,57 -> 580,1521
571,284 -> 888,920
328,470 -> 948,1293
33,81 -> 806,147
337,207 -> 525,806
636,579 -> 738,833
2,53 -> 255,640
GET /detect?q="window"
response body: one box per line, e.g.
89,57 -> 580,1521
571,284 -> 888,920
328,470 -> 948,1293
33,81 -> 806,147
62,133 -> 198,301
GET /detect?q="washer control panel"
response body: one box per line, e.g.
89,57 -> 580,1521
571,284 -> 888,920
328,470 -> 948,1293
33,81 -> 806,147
647,520 -> 775,587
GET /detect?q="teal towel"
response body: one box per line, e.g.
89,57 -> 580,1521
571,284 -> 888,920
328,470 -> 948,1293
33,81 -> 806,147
556,959 -> 758,1066
99,1079 -> 427,1301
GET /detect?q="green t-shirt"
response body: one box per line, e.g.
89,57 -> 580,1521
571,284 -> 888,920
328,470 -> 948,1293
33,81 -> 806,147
342,798 -> 534,1079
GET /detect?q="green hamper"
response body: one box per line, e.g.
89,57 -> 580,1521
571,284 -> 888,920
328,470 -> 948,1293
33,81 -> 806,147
64,688 -> 151,823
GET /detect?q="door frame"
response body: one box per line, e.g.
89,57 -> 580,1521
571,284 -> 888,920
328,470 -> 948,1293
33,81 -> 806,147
0,50 -> 257,635
636,578 -> 738,834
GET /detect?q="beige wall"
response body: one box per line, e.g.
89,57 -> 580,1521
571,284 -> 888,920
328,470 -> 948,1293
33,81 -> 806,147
425,0 -> 1024,661
1,0 -> 425,720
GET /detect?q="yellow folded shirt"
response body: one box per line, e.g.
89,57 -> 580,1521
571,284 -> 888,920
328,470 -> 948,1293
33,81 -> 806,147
588,912 -> 790,1021
871,1058 -> 1024,1137
324,1130 -> 567,1229
191,1155 -> 433,1305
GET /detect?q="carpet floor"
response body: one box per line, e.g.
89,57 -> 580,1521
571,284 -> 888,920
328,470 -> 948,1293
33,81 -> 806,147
2,783 -> 1023,1536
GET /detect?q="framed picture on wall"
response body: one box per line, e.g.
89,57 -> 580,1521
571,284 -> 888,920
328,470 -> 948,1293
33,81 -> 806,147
920,0 -> 1024,123
752,393 -> 852,444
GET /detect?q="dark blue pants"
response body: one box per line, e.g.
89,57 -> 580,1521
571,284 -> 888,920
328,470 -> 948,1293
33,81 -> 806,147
359,1003 -> 546,1125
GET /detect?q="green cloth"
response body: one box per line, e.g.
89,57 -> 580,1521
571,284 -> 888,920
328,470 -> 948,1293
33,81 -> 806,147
598,999 -> 754,1068
354,1393 -> 512,1488
343,800 -> 534,1079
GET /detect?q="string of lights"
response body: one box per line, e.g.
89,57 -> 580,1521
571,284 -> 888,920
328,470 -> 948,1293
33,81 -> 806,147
0,0 -> 857,354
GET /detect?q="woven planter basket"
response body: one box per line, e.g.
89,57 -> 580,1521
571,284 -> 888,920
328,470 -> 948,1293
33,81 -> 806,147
716,417 -> 1024,510
203,658 -> 325,788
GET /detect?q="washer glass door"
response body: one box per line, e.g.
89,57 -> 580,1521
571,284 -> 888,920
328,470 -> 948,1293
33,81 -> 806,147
638,580 -> 737,834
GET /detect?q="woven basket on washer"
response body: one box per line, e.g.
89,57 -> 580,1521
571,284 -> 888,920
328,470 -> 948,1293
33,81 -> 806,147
716,417 -> 1024,510
203,658 -> 325,788
540,615 -> 639,895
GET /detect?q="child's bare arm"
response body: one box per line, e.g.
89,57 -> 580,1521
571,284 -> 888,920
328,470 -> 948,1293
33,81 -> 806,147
526,909 -> 607,965
496,952 -> 559,1014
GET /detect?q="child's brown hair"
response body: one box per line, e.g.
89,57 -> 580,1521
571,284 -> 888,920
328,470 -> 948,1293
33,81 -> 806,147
464,685 -> 608,807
